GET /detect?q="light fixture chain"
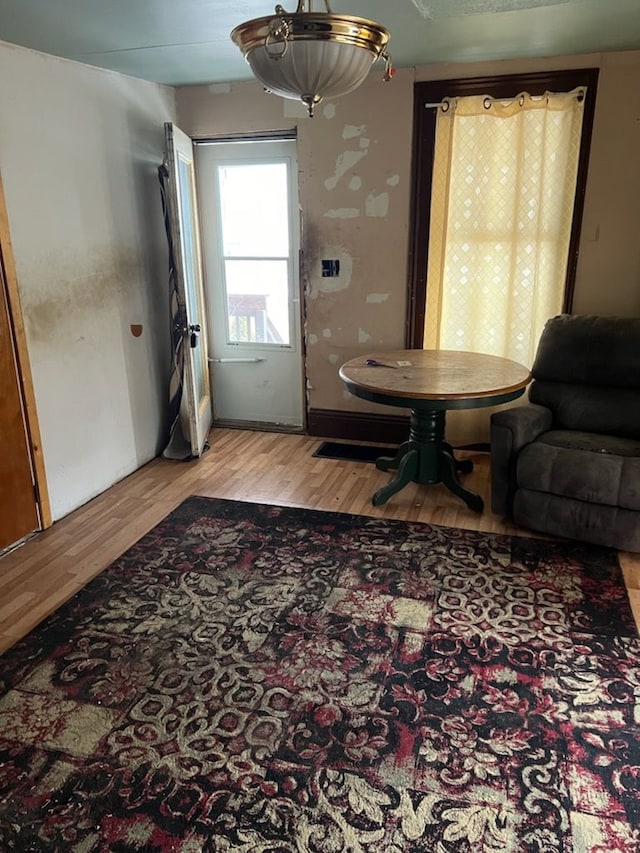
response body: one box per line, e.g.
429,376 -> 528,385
293,1 -> 333,10
265,14 -> 291,60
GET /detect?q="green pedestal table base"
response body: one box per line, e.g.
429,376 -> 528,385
372,409 -> 483,512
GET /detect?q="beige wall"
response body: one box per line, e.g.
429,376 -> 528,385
176,50 -> 640,419
178,70 -> 415,417
571,52 -> 640,317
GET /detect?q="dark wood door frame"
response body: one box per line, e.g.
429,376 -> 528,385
0,172 -> 51,544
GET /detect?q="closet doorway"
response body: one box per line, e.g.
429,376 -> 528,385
0,173 -> 50,550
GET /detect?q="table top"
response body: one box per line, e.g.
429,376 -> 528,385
339,349 -> 531,403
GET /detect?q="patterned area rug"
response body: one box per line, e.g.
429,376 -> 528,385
0,496 -> 638,852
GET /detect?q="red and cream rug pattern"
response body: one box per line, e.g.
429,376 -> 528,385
0,496 -> 638,851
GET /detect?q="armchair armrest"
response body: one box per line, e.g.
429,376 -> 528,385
490,404 -> 553,516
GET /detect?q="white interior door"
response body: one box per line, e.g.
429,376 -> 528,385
196,139 -> 304,429
164,122 -> 212,456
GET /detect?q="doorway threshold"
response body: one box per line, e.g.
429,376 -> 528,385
213,419 -> 305,435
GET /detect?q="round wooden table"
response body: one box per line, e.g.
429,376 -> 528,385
339,349 -> 531,511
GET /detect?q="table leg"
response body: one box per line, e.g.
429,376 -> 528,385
438,450 -> 484,512
443,441 -> 474,474
375,441 -> 412,472
372,409 -> 484,512
372,448 -> 418,506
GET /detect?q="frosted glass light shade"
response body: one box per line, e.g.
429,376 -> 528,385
231,9 -> 391,116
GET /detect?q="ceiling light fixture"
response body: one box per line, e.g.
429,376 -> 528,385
231,1 -> 393,117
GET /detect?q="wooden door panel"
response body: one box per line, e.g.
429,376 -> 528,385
0,275 -> 39,550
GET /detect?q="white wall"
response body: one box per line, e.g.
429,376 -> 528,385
0,42 -> 177,520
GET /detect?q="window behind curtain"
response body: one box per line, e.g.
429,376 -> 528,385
408,70 -> 599,353
407,70 -> 599,445
424,88 -> 586,366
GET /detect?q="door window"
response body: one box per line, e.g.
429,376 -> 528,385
216,161 -> 292,347
177,155 -> 207,398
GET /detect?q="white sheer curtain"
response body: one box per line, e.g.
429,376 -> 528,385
424,88 -> 586,443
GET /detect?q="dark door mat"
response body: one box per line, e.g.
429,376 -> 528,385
313,441 -> 397,463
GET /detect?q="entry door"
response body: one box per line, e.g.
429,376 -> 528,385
164,123 -> 212,456
196,140 -> 304,429
0,264 -> 39,550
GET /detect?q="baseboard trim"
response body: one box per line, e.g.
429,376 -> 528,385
307,409 -> 410,444
214,418 -> 304,435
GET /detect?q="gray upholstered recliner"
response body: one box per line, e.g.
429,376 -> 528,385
491,314 -> 640,551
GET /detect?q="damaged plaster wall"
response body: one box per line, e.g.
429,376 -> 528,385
303,87 -> 413,412
0,40 -> 177,519
177,69 -> 414,418
176,49 -> 640,422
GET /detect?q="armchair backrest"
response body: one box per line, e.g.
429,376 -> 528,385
528,314 -> 640,439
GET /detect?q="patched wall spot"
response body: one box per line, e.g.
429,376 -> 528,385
284,99 -> 310,119
308,334 -> 319,345
343,124 -> 366,140
324,103 -> 336,119
366,293 -> 390,304
324,208 -> 360,219
328,354 -> 339,365
208,83 -> 231,94
322,328 -> 332,338
359,328 -> 372,344
349,177 -> 362,191
308,247 -> 353,298
337,150 -> 367,176
387,174 -> 400,187
366,192 -> 390,218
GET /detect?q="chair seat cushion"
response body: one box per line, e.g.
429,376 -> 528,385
517,430 -> 640,510
538,429 -> 640,457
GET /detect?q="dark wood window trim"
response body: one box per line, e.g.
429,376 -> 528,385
406,68 -> 599,348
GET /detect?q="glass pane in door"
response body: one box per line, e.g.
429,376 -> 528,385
224,260 -> 290,345
178,154 -> 206,399
218,163 -> 289,258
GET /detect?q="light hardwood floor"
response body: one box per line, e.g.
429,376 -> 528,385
1,427 -> 638,653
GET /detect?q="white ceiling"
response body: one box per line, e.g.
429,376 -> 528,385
0,0 -> 638,87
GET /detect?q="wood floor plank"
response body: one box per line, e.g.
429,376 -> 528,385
0,427 -> 637,654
